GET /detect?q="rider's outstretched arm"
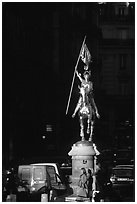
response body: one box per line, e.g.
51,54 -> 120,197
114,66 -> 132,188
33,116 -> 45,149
76,71 -> 83,83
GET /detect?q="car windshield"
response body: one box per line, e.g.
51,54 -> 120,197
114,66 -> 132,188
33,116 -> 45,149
113,169 -> 133,178
34,168 -> 43,180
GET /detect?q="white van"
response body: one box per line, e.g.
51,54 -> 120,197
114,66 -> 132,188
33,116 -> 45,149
18,165 -> 51,194
18,163 -> 66,195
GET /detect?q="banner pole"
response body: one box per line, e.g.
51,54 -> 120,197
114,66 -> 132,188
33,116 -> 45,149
66,36 -> 86,115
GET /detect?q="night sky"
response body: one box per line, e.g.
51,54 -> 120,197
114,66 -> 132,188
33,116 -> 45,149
2,3 -> 134,165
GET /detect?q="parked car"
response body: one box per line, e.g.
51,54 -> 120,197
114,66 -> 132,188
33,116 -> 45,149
17,163 -> 67,201
110,165 -> 134,201
30,163 -> 67,192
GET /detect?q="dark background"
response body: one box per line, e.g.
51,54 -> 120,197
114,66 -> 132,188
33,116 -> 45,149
2,2 -> 135,167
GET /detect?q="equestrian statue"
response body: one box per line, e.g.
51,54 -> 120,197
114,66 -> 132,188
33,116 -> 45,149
72,70 -> 100,141
66,36 -> 100,142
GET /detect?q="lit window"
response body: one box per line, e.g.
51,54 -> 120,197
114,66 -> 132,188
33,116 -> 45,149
46,124 -> 52,132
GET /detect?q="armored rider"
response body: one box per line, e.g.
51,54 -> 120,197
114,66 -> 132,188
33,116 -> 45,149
72,70 -> 100,119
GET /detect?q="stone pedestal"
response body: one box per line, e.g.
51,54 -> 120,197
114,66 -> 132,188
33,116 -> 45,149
68,140 -> 96,195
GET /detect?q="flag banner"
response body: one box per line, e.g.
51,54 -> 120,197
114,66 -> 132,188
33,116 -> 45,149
80,43 -> 92,67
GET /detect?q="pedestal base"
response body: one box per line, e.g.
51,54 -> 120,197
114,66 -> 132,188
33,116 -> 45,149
68,140 -> 96,195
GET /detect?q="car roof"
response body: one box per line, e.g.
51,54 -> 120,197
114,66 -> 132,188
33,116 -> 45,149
30,163 -> 58,166
19,165 -> 46,168
19,165 -> 32,168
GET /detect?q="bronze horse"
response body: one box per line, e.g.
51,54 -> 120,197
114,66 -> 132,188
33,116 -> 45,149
78,86 -> 95,141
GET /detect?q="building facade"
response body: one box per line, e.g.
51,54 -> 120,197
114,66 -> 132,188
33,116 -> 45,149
98,2 -> 134,151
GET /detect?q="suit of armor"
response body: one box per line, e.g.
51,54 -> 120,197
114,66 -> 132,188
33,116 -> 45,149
72,71 -> 99,119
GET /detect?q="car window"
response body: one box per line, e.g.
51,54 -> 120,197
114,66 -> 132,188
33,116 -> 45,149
22,168 -> 30,181
46,166 -> 57,184
113,169 -> 133,177
34,168 -> 43,180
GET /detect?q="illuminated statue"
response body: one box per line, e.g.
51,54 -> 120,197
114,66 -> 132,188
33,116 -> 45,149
66,36 -> 100,142
72,70 -> 100,141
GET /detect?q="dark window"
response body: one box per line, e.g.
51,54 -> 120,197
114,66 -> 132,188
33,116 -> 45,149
120,29 -> 127,39
46,166 -> 57,184
120,54 -> 127,69
119,7 -> 125,16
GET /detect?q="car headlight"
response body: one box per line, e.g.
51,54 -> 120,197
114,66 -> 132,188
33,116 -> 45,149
110,177 -> 115,182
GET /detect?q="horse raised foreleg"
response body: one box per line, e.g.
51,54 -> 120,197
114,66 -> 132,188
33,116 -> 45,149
80,116 -> 84,141
87,116 -> 91,134
89,120 -> 94,142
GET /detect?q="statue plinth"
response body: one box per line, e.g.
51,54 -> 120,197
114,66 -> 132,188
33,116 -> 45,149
68,140 -> 96,195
